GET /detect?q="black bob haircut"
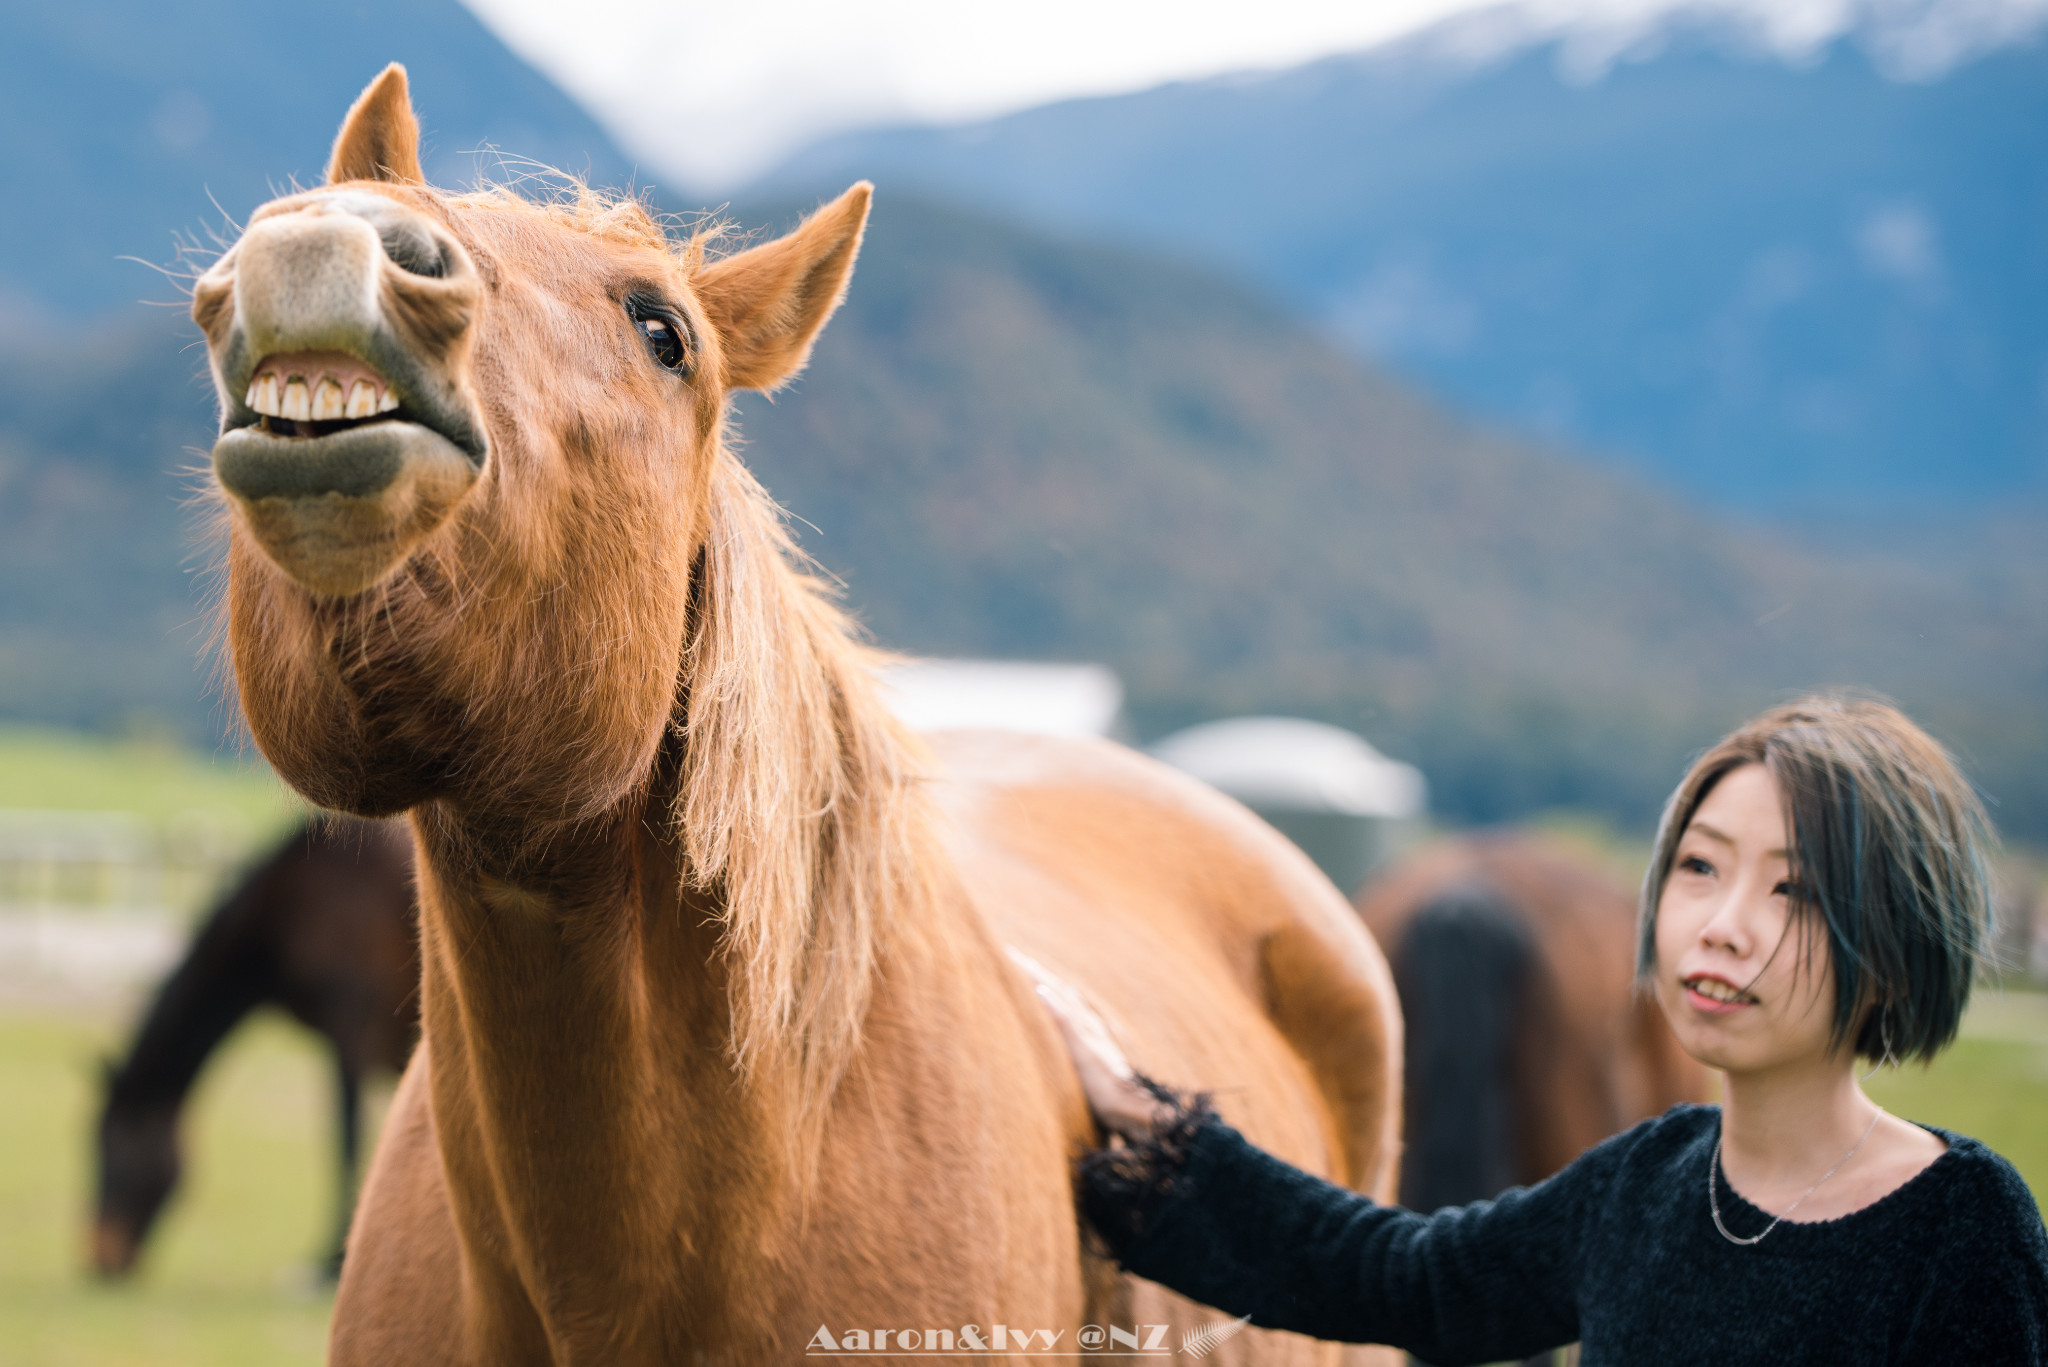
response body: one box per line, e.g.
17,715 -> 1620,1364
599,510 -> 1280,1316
1638,695 -> 1993,1064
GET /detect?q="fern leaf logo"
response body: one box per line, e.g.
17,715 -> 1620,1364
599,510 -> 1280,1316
1180,1314 -> 1251,1357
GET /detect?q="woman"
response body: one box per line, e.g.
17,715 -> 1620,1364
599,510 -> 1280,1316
1049,697 -> 2048,1364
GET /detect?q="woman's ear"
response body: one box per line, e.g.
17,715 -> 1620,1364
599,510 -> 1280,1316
693,183 -> 871,393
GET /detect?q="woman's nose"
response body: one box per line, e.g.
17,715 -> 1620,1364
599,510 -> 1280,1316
1697,890 -> 1757,956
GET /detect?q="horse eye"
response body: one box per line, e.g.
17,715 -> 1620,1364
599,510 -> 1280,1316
626,298 -> 690,373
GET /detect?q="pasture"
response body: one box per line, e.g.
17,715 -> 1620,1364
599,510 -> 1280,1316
2,727 -> 2043,1363
0,989 -> 2045,1364
0,727 -> 304,1008
0,726 -> 300,840
0,1010 -> 358,1367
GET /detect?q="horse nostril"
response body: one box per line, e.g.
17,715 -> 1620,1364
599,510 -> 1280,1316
378,224 -> 446,278
313,190 -> 448,278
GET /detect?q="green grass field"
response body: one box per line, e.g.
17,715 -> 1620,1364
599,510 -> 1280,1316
1867,990 -> 2048,1187
0,725 -> 307,927
0,1009 -> 364,1367
0,726 -> 300,837
0,732 -> 2039,1363
1,991 -> 2045,1366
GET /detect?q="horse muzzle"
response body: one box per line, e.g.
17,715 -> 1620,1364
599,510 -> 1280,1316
193,190 -> 488,597
90,1214 -> 139,1278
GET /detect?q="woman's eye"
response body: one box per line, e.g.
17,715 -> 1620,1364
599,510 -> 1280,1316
1678,855 -> 1714,876
626,299 -> 690,373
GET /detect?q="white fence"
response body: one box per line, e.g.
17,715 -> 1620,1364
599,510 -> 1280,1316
0,808 -> 261,998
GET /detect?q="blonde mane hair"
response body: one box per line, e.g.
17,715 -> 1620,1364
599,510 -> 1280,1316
455,173 -> 721,268
675,396 -> 939,1152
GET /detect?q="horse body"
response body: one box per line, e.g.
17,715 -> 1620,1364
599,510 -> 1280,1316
93,815 -> 416,1277
189,67 -> 1401,1365
335,731 -> 1394,1365
936,731 -> 1400,1193
337,782 -> 1087,1363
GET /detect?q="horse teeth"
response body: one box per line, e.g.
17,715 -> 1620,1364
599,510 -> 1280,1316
312,377 -> 346,421
247,362 -> 394,423
248,373 -> 281,416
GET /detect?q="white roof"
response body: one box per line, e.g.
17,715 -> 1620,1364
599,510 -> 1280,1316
1149,716 -> 1427,818
877,660 -> 1124,738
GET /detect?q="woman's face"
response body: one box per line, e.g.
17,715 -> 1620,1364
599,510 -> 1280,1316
1654,763 -> 1841,1077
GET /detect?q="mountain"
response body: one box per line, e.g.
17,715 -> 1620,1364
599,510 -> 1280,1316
757,18 -> 2048,517
13,188 -> 2048,833
0,0 -> 639,722
2,3 -> 2042,837
0,309 -> 219,737
727,193 -> 2048,833
0,0 -> 638,319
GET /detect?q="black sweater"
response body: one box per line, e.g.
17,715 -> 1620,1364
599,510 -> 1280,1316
1079,1103 -> 2048,1365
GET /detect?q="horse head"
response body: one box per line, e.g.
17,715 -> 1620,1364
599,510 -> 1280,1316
90,1084 -> 179,1278
194,64 -> 871,829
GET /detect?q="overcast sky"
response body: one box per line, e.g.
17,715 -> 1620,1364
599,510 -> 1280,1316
460,0 -> 2048,188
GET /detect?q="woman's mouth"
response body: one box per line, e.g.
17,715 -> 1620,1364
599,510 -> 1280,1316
1683,975 -> 1758,1013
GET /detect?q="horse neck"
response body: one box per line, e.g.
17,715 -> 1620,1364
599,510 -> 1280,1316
409,765 -> 802,1321
405,579 -> 930,1334
372,450 -> 936,1337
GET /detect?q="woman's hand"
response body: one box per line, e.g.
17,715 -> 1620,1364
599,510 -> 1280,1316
1019,956 -> 1175,1141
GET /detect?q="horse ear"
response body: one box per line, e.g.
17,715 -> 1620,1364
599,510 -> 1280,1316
328,64 -> 425,186
695,183 -> 872,393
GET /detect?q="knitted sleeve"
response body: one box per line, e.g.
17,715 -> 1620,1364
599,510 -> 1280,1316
1078,1089 -> 1607,1365
1895,1150 -> 2048,1363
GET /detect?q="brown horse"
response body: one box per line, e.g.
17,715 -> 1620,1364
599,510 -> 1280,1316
1357,832 -> 1709,1211
186,66 -> 1403,1365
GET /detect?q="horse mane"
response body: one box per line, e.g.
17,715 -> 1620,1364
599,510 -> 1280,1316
673,371 -> 939,1157
453,174 -> 723,268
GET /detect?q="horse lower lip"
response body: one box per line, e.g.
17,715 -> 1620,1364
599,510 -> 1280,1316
212,419 -> 483,596
214,419 -> 477,501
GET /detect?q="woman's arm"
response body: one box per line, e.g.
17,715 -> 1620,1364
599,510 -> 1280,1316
1078,1096 -> 1592,1363
1032,974 -> 1599,1363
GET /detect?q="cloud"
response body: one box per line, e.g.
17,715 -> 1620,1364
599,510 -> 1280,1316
1327,255 -> 1480,359
1855,202 -> 1944,289
459,0 -> 2048,188
1857,0 -> 2048,80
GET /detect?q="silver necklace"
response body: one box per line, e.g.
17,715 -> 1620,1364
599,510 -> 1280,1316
1709,1109 -> 1883,1246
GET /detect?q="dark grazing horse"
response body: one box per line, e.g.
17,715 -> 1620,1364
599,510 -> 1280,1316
1356,831 -> 1711,1210
92,815 -> 418,1279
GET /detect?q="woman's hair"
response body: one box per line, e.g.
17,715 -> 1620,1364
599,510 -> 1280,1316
1637,694 -> 1993,1063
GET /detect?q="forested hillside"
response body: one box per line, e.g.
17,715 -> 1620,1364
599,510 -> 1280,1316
731,194 -> 2048,829
3,7 -> 2043,836
14,192 -> 2045,830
